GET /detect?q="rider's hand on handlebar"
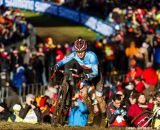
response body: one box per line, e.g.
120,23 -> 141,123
81,73 -> 88,80
51,64 -> 59,72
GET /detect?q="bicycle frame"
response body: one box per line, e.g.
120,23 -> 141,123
51,69 -> 82,127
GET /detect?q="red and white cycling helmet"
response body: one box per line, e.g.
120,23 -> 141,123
74,38 -> 87,51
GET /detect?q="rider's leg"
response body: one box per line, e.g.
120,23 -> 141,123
95,77 -> 106,114
96,93 -> 106,114
80,81 -> 99,112
80,86 -> 94,125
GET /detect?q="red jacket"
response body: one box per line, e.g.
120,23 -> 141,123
56,49 -> 64,63
125,67 -> 143,83
135,81 -> 145,93
128,103 -> 154,127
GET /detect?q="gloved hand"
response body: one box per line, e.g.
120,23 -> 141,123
49,64 -> 59,72
114,109 -> 121,115
121,109 -> 127,116
81,73 -> 88,80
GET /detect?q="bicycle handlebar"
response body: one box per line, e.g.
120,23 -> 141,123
58,70 -> 81,78
49,68 -> 82,80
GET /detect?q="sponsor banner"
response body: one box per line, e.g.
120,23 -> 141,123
96,20 -> 115,36
80,13 -> 114,36
35,1 -> 58,15
3,0 -> 114,36
59,6 -> 79,22
5,0 -> 34,10
0,0 -> 3,5
80,13 -> 97,30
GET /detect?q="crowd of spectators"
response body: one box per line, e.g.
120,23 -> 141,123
92,5 -> 160,74
63,0 -> 160,19
0,8 -> 30,46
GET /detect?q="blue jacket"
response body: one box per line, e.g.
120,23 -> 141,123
57,51 -> 99,79
68,99 -> 89,127
154,47 -> 160,65
12,66 -> 25,88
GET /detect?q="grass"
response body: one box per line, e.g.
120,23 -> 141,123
22,10 -> 100,43
0,122 -> 155,130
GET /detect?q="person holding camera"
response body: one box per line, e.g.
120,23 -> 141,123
128,93 -> 154,127
68,93 -> 89,127
19,94 -> 42,124
107,94 -> 128,127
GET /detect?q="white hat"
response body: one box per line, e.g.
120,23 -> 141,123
13,104 -> 21,111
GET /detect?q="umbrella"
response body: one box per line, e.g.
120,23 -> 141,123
142,68 -> 158,86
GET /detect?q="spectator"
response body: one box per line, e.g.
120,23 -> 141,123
152,93 -> 160,129
0,102 -> 12,121
12,63 -> 26,96
125,59 -> 143,83
35,95 -> 52,123
8,104 -> 23,122
19,94 -> 42,124
128,93 -> 154,127
55,44 -> 64,63
68,93 -> 89,127
107,94 -> 128,127
31,53 -> 44,85
125,41 -> 139,64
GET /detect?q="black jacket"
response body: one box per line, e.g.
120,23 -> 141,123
19,104 -> 42,122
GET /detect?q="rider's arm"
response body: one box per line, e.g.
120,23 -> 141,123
87,53 -> 98,79
56,52 -> 75,67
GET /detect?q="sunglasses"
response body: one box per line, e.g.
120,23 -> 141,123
76,51 -> 85,53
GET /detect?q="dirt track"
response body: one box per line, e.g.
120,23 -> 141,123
0,122 -> 154,130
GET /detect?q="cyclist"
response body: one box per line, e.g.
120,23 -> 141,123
53,38 -> 105,114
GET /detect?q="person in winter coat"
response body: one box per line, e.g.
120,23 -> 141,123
12,63 -> 26,96
125,59 -> 143,83
0,102 -> 12,121
19,94 -> 42,124
107,94 -> 128,127
154,40 -> 160,69
128,93 -> 154,127
8,104 -> 23,122
152,93 -> 160,129
68,93 -> 89,127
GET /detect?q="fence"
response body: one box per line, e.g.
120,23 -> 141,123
0,74 -> 160,102
0,84 -> 47,102
21,83 -> 47,97
0,0 -> 115,36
